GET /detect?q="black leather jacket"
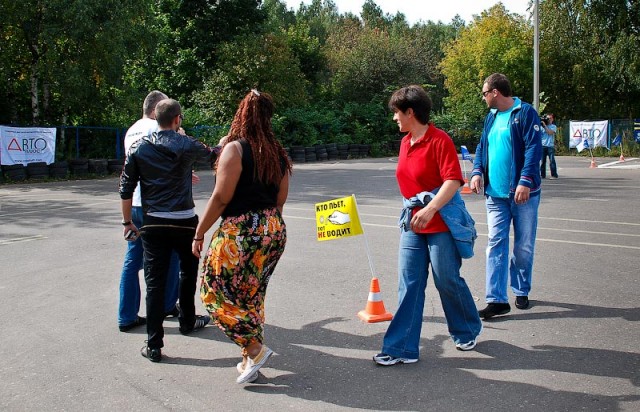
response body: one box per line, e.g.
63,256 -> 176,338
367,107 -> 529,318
119,130 -> 217,214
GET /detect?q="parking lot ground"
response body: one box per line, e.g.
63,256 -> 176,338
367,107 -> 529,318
1,155 -> 639,411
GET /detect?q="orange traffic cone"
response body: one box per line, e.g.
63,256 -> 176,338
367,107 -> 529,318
460,178 -> 473,194
358,277 -> 393,323
589,158 -> 597,168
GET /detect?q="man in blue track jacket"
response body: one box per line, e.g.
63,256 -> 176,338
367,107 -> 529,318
470,73 -> 542,319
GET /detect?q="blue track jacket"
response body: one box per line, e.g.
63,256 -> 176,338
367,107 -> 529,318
471,98 -> 542,197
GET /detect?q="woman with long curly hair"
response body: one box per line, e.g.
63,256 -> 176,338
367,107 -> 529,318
192,89 -> 292,384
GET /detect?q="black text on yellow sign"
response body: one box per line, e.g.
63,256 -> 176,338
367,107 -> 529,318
315,195 -> 363,241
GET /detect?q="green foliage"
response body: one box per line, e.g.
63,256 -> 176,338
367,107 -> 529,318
1,0 -> 638,163
295,0 -> 340,45
540,0 -> 640,119
431,112 -> 483,151
272,97 -> 398,155
439,4 -> 533,125
149,0 -> 266,105
0,0 -> 153,125
191,32 -> 309,125
325,19 -> 454,110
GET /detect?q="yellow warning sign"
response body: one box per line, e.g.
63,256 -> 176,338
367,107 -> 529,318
315,195 -> 363,241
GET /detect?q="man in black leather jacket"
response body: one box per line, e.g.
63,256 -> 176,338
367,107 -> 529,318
119,98 -> 218,362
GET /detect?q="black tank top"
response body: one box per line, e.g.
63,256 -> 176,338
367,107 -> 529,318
222,139 -> 285,218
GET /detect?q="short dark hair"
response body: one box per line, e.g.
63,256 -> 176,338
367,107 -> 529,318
484,73 -> 512,97
154,99 -> 181,128
142,90 -> 168,117
388,85 -> 432,124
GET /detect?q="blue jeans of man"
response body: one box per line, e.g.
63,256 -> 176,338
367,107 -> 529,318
540,146 -> 558,178
141,215 -> 200,350
118,206 -> 180,327
381,231 -> 482,359
485,195 -> 540,303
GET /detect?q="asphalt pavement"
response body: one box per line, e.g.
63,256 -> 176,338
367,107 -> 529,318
1,155 -> 639,411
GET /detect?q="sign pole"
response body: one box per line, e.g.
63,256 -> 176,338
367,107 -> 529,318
352,194 -> 376,278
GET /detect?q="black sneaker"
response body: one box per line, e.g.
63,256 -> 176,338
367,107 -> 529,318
180,315 -> 210,335
515,296 -> 530,309
119,316 -> 146,332
140,344 -> 162,362
478,303 -> 511,320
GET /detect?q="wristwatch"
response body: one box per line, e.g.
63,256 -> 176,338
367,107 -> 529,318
121,220 -> 132,226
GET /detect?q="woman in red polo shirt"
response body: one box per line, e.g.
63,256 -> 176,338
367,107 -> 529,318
373,85 -> 483,366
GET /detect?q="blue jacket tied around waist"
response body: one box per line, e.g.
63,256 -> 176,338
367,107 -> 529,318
399,189 -> 477,259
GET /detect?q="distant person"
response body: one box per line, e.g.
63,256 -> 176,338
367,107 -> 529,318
540,113 -> 558,179
118,90 -> 181,332
192,90 -> 292,384
120,98 -> 218,362
373,85 -> 482,366
470,73 -> 542,319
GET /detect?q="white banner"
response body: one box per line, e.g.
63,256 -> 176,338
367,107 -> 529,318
0,126 -> 56,165
569,120 -> 608,150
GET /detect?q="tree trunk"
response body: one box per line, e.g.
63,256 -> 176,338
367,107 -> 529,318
42,81 -> 50,122
30,63 -> 40,124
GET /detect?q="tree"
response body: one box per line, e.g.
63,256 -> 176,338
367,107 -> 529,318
0,0 -> 154,125
295,0 -> 340,45
141,0 -> 266,105
439,4 -> 533,124
192,32 -> 309,125
325,20 -> 453,106
540,0 -> 640,118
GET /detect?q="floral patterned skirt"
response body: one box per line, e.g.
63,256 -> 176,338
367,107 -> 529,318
200,207 -> 286,348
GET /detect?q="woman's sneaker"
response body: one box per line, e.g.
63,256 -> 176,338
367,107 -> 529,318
237,346 -> 273,384
236,359 -> 258,383
373,353 -> 418,366
455,338 -> 478,351
456,325 -> 482,351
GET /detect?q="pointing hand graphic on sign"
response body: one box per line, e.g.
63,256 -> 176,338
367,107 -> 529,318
327,210 -> 351,225
315,195 -> 364,241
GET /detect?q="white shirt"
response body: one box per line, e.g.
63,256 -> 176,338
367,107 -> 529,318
124,117 -> 158,207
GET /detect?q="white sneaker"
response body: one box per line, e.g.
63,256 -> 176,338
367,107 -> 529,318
455,339 -> 477,351
373,353 -> 418,366
237,346 -> 273,384
236,360 -> 258,383
456,325 -> 482,351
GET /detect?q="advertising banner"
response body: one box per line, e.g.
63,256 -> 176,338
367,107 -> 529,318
0,126 -> 56,165
569,121 -> 608,151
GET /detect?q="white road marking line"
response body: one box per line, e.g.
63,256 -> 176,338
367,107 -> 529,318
0,235 -> 47,245
289,205 -> 640,227
282,215 -> 640,249
0,201 -> 115,218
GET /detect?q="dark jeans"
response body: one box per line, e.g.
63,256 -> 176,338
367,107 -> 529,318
540,146 -> 558,178
140,215 -> 199,349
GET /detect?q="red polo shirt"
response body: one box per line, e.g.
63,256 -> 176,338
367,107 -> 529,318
396,124 -> 464,233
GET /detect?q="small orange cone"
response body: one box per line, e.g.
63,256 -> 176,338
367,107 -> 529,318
358,277 -> 393,323
619,154 -> 625,162
589,158 -> 597,168
460,178 -> 473,194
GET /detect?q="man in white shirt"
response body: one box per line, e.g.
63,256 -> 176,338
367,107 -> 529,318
118,91 -> 181,332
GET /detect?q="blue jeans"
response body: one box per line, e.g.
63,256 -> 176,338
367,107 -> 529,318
485,195 -> 540,303
118,206 -> 180,326
540,146 -> 558,178
381,231 -> 482,359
